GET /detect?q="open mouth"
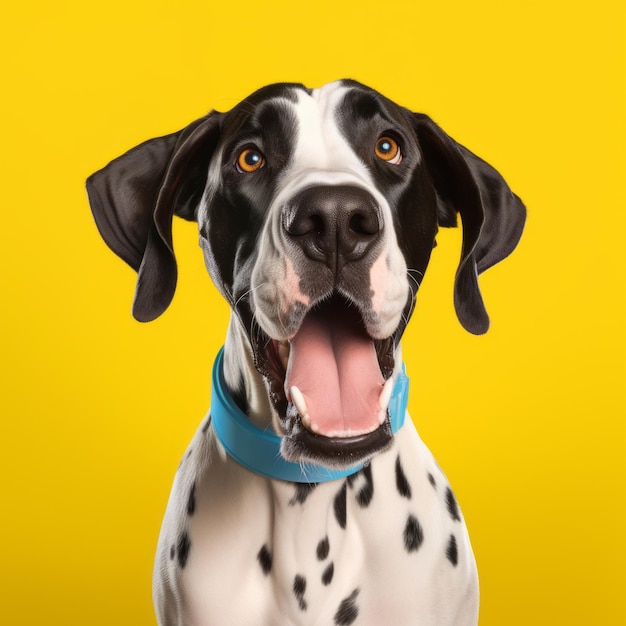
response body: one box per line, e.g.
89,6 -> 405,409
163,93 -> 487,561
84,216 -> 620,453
253,294 -> 398,468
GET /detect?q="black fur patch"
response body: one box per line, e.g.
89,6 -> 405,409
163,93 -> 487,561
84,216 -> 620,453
446,487 -> 461,522
334,588 -> 360,625
355,465 -> 374,507
334,482 -> 348,529
177,531 -> 191,568
322,562 -> 334,586
446,534 -> 458,566
187,482 -> 196,516
257,544 -> 273,575
403,514 -> 424,553
169,544 -> 175,560
293,574 -> 307,611
317,536 -> 330,561
395,455 -> 412,499
203,88 -> 302,299
290,482 -> 318,506
428,472 -> 437,489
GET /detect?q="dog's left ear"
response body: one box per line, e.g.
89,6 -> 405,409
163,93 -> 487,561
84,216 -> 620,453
412,113 -> 526,334
87,112 -> 221,322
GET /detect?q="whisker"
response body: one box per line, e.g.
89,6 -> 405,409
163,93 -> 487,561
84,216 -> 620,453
235,282 -> 267,308
402,268 -> 423,324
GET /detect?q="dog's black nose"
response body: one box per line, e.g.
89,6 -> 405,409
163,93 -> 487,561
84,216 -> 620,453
283,185 -> 382,268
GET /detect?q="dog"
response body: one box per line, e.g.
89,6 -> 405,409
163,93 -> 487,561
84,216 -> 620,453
87,79 -> 525,625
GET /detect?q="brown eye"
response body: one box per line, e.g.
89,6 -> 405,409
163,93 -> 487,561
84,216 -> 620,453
375,136 -> 402,164
237,148 -> 264,173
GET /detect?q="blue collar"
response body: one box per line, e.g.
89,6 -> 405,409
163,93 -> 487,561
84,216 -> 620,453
210,347 -> 409,483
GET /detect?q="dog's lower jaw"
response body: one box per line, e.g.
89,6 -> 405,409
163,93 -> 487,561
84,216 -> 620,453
280,419 -> 394,470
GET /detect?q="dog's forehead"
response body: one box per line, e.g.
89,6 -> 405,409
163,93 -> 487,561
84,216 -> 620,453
281,81 -> 381,178
236,79 -> 363,113
228,80 -> 394,139
291,83 -> 355,158
286,80 -> 390,135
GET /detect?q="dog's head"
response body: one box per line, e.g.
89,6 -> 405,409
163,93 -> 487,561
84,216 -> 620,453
87,80 -> 525,469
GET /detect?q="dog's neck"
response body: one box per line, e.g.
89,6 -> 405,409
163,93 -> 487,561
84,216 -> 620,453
222,318 -> 278,431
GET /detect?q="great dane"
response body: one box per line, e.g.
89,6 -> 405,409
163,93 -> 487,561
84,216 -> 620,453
87,80 -> 525,625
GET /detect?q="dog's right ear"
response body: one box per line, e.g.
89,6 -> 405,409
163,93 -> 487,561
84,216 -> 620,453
86,112 -> 221,322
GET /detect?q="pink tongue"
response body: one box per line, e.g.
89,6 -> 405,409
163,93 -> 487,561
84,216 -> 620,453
285,305 -> 384,438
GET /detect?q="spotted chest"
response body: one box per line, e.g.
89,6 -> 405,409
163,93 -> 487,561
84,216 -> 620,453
155,417 -> 478,626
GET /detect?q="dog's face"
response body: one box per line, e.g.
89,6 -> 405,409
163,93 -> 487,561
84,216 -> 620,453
199,82 -> 438,463
87,80 -> 525,469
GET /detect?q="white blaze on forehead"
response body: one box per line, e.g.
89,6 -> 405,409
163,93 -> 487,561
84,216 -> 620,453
285,83 -> 374,186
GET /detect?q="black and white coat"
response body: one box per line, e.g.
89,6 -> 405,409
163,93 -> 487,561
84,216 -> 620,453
87,80 -> 525,625
157,402 -> 477,625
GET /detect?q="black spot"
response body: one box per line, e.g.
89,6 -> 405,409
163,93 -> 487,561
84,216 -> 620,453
322,562 -> 334,586
177,531 -> 191,568
317,536 -> 330,561
356,465 -> 374,508
446,534 -> 458,566
169,544 -> 175,560
446,487 -> 461,522
201,415 -> 212,434
346,465 -> 373,507
290,482 -> 318,505
403,514 -> 424,553
334,482 -> 347,530
395,455 -> 412,499
428,472 -> 437,489
293,574 -> 306,595
257,544 -> 273,575
187,482 -> 196,516
293,574 -> 307,611
334,588 -> 359,625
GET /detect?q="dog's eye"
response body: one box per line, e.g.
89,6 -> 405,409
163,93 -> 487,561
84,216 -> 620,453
375,136 -> 402,164
236,148 -> 265,173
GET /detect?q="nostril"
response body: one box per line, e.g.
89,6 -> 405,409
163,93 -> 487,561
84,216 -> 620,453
308,214 -> 326,237
285,211 -> 326,237
311,215 -> 326,236
349,210 -> 381,237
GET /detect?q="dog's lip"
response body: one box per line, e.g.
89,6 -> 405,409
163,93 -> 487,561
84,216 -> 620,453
279,418 -> 395,469
278,292 -> 389,344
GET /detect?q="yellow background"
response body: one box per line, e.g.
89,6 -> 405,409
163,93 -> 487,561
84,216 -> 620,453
2,1 -> 624,624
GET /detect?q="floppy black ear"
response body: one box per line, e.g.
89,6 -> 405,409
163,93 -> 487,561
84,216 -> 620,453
87,112 -> 221,322
412,113 -> 526,334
